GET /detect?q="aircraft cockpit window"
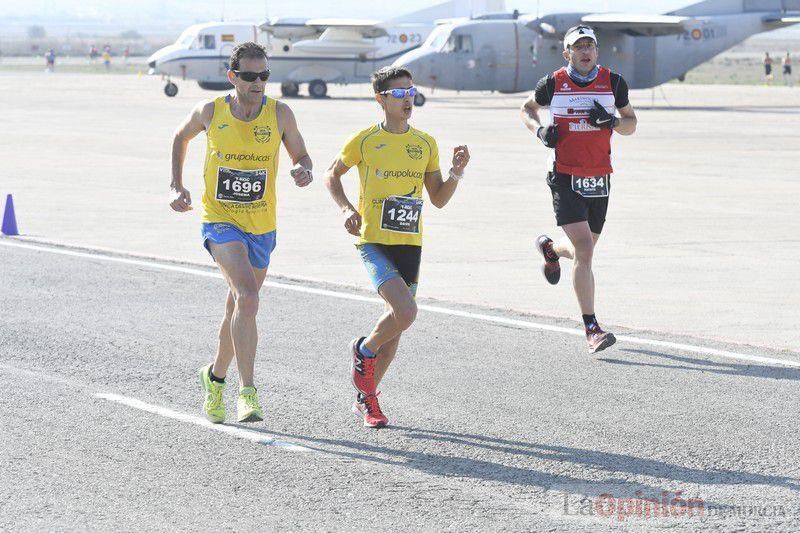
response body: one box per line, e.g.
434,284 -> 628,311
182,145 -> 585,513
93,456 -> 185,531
179,34 -> 196,47
202,35 -> 216,50
444,34 -> 473,54
424,25 -> 452,51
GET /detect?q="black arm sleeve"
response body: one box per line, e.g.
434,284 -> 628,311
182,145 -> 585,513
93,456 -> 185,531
533,75 -> 554,106
611,73 -> 630,109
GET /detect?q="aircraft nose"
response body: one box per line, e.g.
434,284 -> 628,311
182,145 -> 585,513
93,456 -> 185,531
146,52 -> 160,73
394,50 -> 434,86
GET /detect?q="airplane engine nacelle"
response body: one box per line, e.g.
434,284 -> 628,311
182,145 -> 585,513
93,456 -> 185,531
530,14 -> 588,37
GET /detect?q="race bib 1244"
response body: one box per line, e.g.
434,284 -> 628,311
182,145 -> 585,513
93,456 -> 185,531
380,196 -> 423,234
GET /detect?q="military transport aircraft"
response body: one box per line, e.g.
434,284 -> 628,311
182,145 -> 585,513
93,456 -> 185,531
147,0 -> 503,102
394,0 -> 800,91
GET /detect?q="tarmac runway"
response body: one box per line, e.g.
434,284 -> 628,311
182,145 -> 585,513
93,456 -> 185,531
2,70 -> 800,531
0,72 -> 798,352
2,241 -> 800,531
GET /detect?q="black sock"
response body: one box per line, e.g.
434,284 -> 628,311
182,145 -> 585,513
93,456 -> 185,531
208,366 -> 225,384
582,314 -> 600,332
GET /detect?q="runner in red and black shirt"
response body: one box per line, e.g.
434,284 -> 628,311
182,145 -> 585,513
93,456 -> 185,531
520,25 -> 638,353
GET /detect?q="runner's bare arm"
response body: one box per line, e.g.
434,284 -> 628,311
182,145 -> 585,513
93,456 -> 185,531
324,158 -> 361,236
521,95 -> 546,134
614,103 -> 637,136
170,101 -> 213,212
277,101 -> 313,187
424,145 -> 470,209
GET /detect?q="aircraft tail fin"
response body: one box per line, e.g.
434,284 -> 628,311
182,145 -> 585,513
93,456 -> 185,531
669,0 -> 800,16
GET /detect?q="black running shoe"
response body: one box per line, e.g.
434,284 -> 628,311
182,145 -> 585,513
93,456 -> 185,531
536,235 -> 561,285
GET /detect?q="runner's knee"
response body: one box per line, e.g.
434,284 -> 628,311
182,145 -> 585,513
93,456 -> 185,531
233,289 -> 259,317
393,300 -> 418,330
573,238 -> 594,263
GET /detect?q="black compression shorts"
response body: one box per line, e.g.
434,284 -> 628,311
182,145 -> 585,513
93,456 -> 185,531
546,172 -> 610,234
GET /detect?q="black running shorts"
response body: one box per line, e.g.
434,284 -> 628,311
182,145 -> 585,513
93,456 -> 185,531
546,172 -> 610,234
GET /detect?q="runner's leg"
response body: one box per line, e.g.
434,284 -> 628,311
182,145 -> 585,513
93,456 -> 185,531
208,241 -> 262,388
362,277 -> 416,356
374,301 -> 401,386
559,221 -> 596,315
212,266 -> 268,380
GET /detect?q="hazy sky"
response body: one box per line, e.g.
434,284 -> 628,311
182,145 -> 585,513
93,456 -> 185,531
0,1 -> 701,22
2,0 -> 798,37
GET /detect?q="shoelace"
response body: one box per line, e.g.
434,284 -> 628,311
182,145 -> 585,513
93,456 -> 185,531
359,354 -> 376,378
207,384 -> 224,409
363,393 -> 384,417
242,392 -> 260,410
543,242 -> 559,263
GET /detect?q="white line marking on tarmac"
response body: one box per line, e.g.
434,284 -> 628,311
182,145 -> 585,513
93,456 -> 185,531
94,393 -> 311,452
3,239 -> 799,369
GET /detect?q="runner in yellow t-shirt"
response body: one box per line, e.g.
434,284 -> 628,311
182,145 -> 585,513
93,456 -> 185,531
324,66 -> 470,429
169,42 -> 313,424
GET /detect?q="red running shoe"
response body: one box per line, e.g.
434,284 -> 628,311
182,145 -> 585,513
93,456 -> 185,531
350,337 -> 377,395
587,328 -> 617,353
536,235 -> 561,285
357,393 -> 388,429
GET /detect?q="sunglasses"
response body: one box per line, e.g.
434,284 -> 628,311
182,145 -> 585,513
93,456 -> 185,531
379,86 -> 418,98
233,69 -> 270,82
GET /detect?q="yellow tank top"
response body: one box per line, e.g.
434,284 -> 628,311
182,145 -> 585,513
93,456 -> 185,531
339,124 -> 440,246
201,95 -> 280,234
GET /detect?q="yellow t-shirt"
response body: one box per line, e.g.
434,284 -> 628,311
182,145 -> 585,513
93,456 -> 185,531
340,124 -> 439,246
201,95 -> 280,234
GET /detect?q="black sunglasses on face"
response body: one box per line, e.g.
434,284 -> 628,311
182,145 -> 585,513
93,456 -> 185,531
233,69 -> 270,82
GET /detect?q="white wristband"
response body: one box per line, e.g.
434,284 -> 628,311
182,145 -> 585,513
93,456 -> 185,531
449,168 -> 464,182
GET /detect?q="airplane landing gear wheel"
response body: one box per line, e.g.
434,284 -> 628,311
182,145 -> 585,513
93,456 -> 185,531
164,82 -> 178,97
281,81 -> 300,97
413,92 -> 426,106
308,79 -> 328,98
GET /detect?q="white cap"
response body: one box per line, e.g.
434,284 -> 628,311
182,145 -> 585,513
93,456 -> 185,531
563,26 -> 597,51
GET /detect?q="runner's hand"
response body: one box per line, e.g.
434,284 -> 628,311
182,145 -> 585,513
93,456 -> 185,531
290,164 -> 313,187
170,186 -> 192,212
451,145 -> 470,175
589,101 -> 615,129
343,207 -> 362,236
537,124 -> 558,148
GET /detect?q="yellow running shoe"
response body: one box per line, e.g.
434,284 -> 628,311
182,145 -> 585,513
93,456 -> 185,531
199,364 -> 226,424
237,386 -> 264,423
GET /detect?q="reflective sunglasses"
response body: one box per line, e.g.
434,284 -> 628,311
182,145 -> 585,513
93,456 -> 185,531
233,69 -> 270,82
379,86 -> 418,98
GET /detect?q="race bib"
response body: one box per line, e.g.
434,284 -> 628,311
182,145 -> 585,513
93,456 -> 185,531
380,196 -> 423,234
571,175 -> 609,198
216,167 -> 266,203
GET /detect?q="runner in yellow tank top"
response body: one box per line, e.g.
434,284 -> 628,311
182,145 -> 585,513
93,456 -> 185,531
324,66 -> 471,429
169,42 -> 313,424
201,94 -> 280,234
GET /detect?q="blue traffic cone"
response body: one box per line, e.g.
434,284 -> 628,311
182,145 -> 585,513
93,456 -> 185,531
2,194 -> 19,236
